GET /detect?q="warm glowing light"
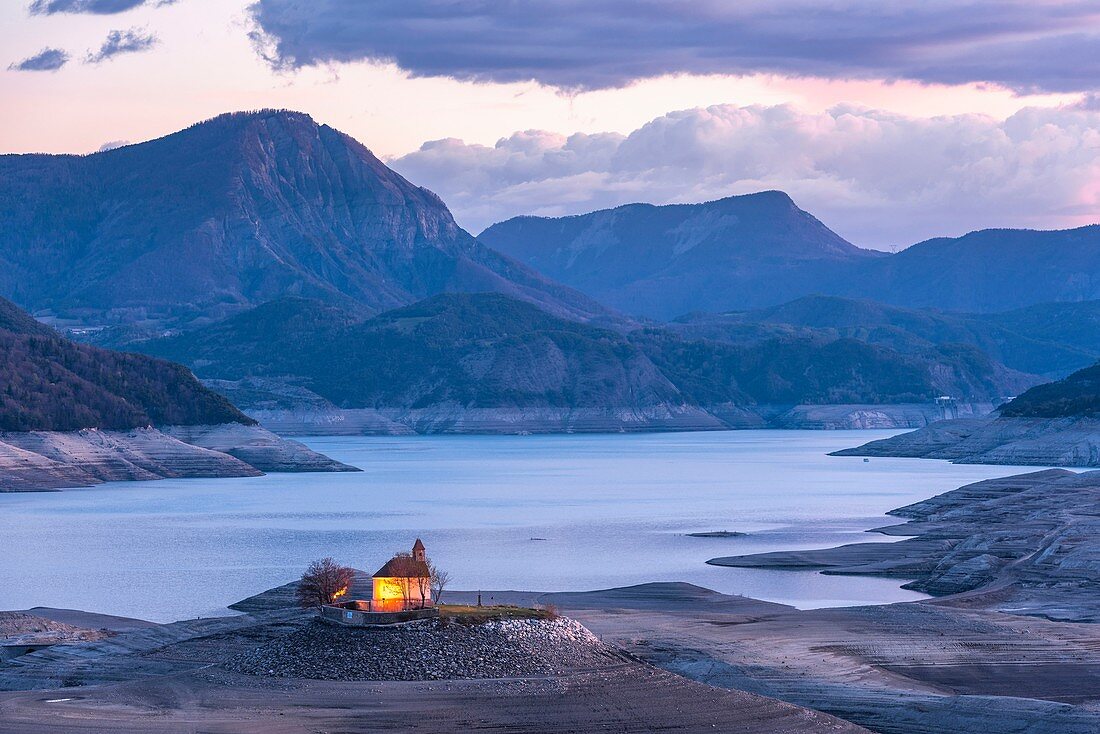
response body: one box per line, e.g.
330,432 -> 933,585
332,585 -> 348,601
375,578 -> 406,601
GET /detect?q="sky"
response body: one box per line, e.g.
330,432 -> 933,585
2,0 -> 1099,249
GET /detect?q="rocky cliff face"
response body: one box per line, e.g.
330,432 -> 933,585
234,402 -> 991,435
760,402 -> 994,430
0,110 -> 609,331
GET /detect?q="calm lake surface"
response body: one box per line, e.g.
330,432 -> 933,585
0,431 -> 1053,622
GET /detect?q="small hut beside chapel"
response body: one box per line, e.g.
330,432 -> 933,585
370,539 -> 433,612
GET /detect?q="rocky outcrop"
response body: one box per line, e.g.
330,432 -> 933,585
159,424 -> 358,472
0,440 -> 103,492
0,612 -> 110,663
0,424 -> 358,492
833,416 -> 1100,466
0,428 -> 261,491
760,402 -> 992,430
709,469 -> 1100,622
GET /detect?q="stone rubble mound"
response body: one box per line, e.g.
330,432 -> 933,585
227,617 -> 619,681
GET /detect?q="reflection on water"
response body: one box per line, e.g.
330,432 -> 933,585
0,430 -> 1052,622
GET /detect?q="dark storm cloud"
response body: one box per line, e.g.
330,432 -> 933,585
8,47 -> 69,71
247,0 -> 1100,93
85,27 -> 158,63
29,0 -> 175,14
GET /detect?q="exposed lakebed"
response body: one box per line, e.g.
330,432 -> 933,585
0,431 -> 1057,622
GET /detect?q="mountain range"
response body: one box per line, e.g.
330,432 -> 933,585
2,109 -> 1098,439
481,197 -> 1100,319
0,110 -> 608,335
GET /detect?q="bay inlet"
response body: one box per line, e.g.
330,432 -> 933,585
0,430 -> 1055,622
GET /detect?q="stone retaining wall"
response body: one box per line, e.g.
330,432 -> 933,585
320,604 -> 438,626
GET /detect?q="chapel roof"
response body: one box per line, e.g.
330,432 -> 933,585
373,556 -> 430,579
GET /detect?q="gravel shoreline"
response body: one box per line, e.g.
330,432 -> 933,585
227,616 -> 621,681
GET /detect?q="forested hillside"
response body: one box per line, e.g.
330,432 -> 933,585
0,297 -> 251,431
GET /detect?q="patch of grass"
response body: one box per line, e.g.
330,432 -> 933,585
437,604 -> 556,625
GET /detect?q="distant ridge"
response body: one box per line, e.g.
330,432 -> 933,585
848,224 -> 1100,312
479,191 -> 878,319
480,197 -> 1100,318
671,295 -> 1100,379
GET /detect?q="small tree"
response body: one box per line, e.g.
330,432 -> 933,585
296,557 -> 355,609
386,553 -> 419,609
429,562 -> 451,604
414,564 -> 432,608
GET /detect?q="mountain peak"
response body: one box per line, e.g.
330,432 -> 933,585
717,189 -> 794,205
191,108 -> 318,129
0,112 -> 610,331
478,190 -> 870,318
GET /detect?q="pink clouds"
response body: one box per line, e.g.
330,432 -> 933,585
391,103 -> 1100,249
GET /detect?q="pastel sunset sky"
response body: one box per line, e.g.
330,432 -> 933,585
3,0 -> 1099,248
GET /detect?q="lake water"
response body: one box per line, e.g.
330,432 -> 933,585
0,431 -> 1053,623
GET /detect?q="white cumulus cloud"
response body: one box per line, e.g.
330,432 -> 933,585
391,103 -> 1100,249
